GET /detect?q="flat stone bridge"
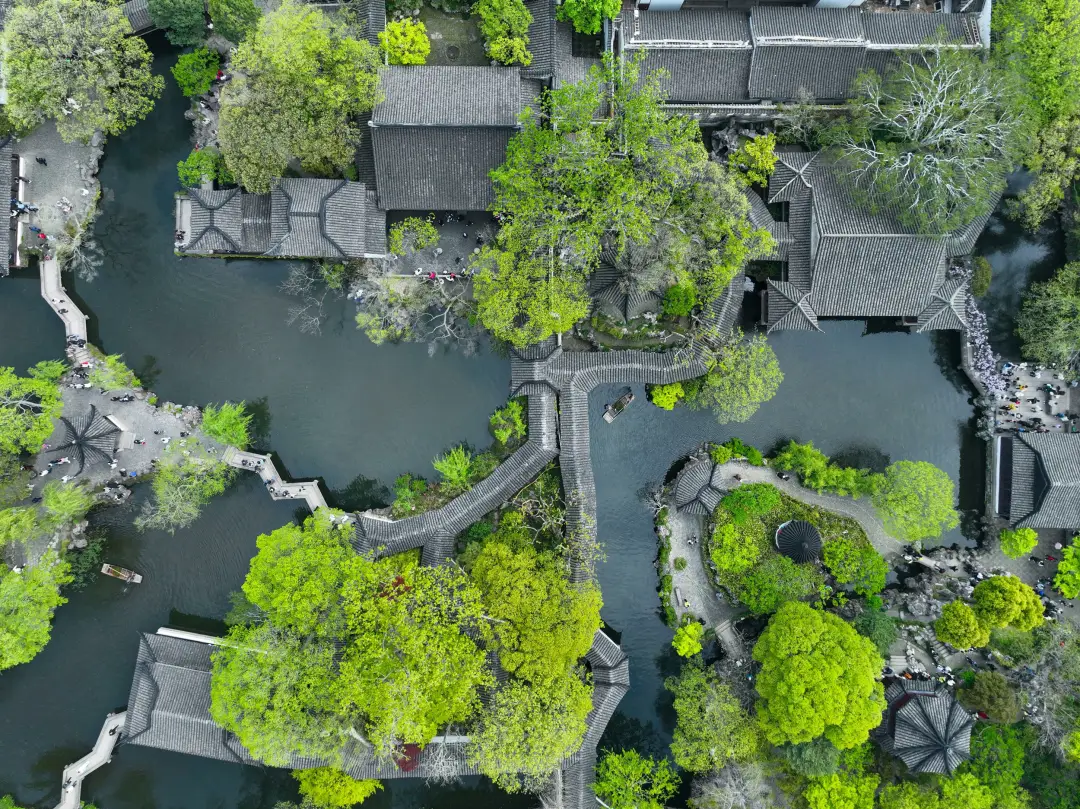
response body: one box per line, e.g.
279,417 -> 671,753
53,711 -> 126,809
40,256 -> 92,365
222,447 -> 329,512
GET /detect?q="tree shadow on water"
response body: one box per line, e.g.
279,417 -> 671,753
928,331 -> 971,396
245,396 -> 272,450
831,445 -> 891,474
328,475 -> 391,512
597,712 -> 666,758
133,355 -> 162,391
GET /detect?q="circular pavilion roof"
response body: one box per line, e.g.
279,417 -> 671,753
775,520 -> 822,563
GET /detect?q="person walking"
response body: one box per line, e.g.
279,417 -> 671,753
35,157 -> 47,166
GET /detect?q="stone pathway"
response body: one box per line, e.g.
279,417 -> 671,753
666,507 -> 734,629
14,122 -> 101,245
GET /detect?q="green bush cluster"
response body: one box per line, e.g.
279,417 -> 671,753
201,401 -> 252,448
709,437 -> 764,466
1054,540 -> 1080,598
171,48 -> 219,97
662,282 -> 697,317
88,352 -> 140,391
721,483 -> 781,524
490,399 -> 527,445
177,148 -> 234,188
772,440 -> 882,498
822,535 -> 888,596
473,0 -> 533,66
378,19 -> 430,65
971,256 -> 993,296
388,216 -> 439,256
656,507 -> 677,627
648,382 -> 685,410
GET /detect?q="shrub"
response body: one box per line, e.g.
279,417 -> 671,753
64,531 -> 106,590
935,600 -> 989,649
177,148 -> 233,187
490,399 -> 526,444
293,767 -> 382,808
88,353 -> 140,391
971,256 -> 993,296
673,620 -> 705,657
149,0 -> 207,46
649,382 -> 685,410
201,402 -> 252,448
468,451 -> 499,483
378,19 -> 430,65
728,134 -> 778,187
740,555 -> 818,615
999,527 -> 1038,559
663,282 -> 697,317
709,443 -> 733,464
972,575 -> 1045,631
781,738 -> 841,777
960,671 -> 1020,723
1054,540 -> 1080,598
208,0 -> 260,43
710,520 -> 763,574
171,48 -> 219,97
391,473 -> 427,516
673,556 -> 688,571
720,483 -> 780,524
823,539 -> 888,596
388,216 -> 439,256
853,607 -> 898,655
987,626 -> 1036,663
474,0 -> 533,66
433,445 -> 473,493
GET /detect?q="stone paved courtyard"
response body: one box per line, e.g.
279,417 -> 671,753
995,361 -> 1077,434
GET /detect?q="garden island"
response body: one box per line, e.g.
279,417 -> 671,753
1,0 -> 1080,807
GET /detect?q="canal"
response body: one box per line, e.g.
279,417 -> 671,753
0,38 -> 1062,809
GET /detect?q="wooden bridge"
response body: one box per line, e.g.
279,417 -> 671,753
222,447 -> 329,512
40,256 -> 92,366
52,712 -> 126,809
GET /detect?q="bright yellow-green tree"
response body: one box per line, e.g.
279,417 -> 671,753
873,460 -> 959,542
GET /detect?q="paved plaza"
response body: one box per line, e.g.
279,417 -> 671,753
994,361 -> 1077,434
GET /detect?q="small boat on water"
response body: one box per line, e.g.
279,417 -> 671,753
603,390 -> 635,423
101,564 -> 143,584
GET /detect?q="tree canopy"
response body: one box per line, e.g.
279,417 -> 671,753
149,0 -> 207,46
872,460 -> 959,542
219,0 -> 381,192
594,750 -> 680,809
805,772 -> 879,809
556,0 -> 618,35
476,55 -> 771,346
935,600 -> 989,649
0,551 -> 72,671
752,601 -> 884,750
201,401 -> 252,448
972,575 -> 1045,632
0,0 -> 163,143
0,363 -> 65,455
665,662 -> 760,773
685,331 -> 783,424
999,527 -> 1039,559
293,768 -> 382,808
826,48 -> 1026,234
1017,261 -> 1080,375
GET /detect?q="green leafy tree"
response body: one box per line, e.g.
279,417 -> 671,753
211,622 -> 349,765
878,782 -> 940,809
780,738 -> 841,777
242,512 -> 354,638
665,662 -> 760,773
557,0 -> 619,35
972,575 -> 1045,631
0,507 -> 39,549
41,482 -> 95,527
88,353 -> 140,391
0,454 -> 34,509
649,382 -> 685,411
468,670 -> 592,792
992,0 -> 1080,125
772,441 -> 882,498
338,559 -> 492,755
0,551 -> 72,670
823,539 -> 888,596
594,750 -> 680,809
872,460 -> 958,542
489,400 -> 526,444
825,49 -> 1026,234
752,601 -> 884,750
0,364 -> 65,455
663,283 -> 697,317
805,772 -> 879,809
728,135 -> 778,187
971,257 -> 993,297
1017,262 -> 1080,375
178,148 -> 233,187
739,554 -> 818,615
134,450 -> 233,533
960,672 -> 1020,723
293,768 -> 382,808
686,331 -> 783,424
854,607 -> 898,656
1010,115 -> 1080,230
673,621 -> 705,658
474,0 -> 532,66
201,401 -> 252,448
469,536 -> 602,683
219,0 -> 381,193
1054,540 -> 1080,598
721,483 -> 780,523
379,19 -> 430,65
941,774 -> 994,809
1000,527 -> 1039,559
149,0 -> 207,46
209,0 -> 260,42
388,217 -> 439,256
710,521 -> 761,575
959,724 -> 1028,808
172,48 -> 220,97
0,0 -> 164,143
432,445 -> 473,494
935,600 -> 990,649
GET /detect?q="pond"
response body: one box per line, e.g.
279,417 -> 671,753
0,37 -> 1061,809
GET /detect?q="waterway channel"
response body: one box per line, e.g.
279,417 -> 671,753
0,38 -> 1063,809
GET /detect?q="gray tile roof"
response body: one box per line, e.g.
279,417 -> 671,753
915,277 -> 968,332
1013,434 -> 1080,529
750,6 -> 865,42
554,20 -> 601,89
748,43 -> 866,101
637,8 -> 751,42
373,67 -> 523,127
638,48 -> 752,104
265,178 -> 386,259
745,188 -> 788,260
864,11 -> 980,47
186,188 -> 271,255
589,255 -> 663,323
123,0 -> 154,33
372,127 -> 514,212
358,0 -> 386,47
883,681 -> 972,775
524,0 -> 557,79
767,279 -> 821,332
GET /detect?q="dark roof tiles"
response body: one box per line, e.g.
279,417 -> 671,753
374,66 -> 523,127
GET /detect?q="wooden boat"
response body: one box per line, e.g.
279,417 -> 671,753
101,564 -> 143,584
603,390 -> 635,423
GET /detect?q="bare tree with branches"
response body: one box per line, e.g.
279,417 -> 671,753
689,762 -> 779,809
423,737 -> 465,787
